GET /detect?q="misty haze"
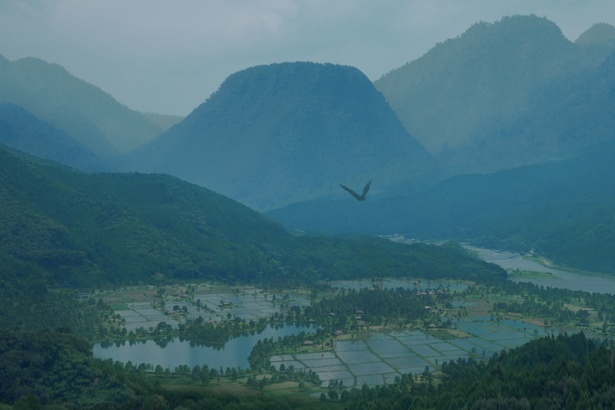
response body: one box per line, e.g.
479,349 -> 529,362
1,4 -> 615,409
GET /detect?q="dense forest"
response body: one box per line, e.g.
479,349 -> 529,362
0,144 -> 505,289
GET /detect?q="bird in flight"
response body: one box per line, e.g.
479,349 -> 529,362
340,180 -> 372,201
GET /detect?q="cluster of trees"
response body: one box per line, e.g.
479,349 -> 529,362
176,316 -> 270,349
303,286 -> 443,331
0,269 -> 113,340
246,365 -> 321,390
0,328 -> 333,409
0,329 -> 142,408
486,279 -> 615,332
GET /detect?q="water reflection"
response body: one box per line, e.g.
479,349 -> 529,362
94,324 -> 314,370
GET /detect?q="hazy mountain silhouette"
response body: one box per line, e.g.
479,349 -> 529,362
375,15 -> 615,174
575,23 -> 615,47
0,53 -> 166,158
0,104 -> 105,171
268,138 -> 615,273
130,62 -> 434,210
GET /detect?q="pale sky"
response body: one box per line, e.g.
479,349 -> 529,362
1,0 -> 614,116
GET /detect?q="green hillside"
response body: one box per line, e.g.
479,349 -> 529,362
0,145 -> 503,290
0,103 -> 105,171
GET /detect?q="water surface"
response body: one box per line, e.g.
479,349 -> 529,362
94,324 -> 314,370
467,245 -> 615,294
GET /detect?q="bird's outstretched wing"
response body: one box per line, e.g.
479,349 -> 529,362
361,180 -> 372,199
340,184 -> 364,201
340,180 -> 372,201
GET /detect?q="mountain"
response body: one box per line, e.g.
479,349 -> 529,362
0,53 -> 165,158
267,139 -> 615,274
129,62 -> 435,210
575,23 -> 615,47
0,103 -> 105,171
375,15 -> 615,174
0,144 -> 503,289
141,111 -> 183,131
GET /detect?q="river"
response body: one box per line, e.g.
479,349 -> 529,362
466,245 -> 615,294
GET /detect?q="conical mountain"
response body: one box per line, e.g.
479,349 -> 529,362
375,15 -> 615,174
131,62 -> 434,210
0,53 -> 166,158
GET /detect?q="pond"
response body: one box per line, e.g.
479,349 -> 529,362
93,324 -> 315,370
466,245 -> 615,294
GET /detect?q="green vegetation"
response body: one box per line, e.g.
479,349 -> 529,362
0,144 -> 505,290
6,275 -> 615,408
341,332 -> 615,409
0,328 -> 335,409
0,104 -> 105,171
508,269 -> 557,280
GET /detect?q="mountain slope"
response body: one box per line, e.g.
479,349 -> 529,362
130,62 -> 435,210
0,145 -> 503,288
0,54 -> 164,157
267,139 -> 615,273
0,103 -> 105,171
375,15 -> 615,174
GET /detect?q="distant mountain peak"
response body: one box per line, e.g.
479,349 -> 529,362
575,23 -> 615,46
375,15 -> 611,175
0,53 -> 167,165
132,61 -> 434,210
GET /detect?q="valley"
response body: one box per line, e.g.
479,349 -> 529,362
2,10 -> 615,409
87,251 -> 615,400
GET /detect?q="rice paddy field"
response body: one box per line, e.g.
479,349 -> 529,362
271,317 -> 552,387
100,277 -> 571,388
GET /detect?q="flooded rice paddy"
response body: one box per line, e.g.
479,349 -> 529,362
96,246 -> 613,387
271,317 -> 549,387
96,272 -> 559,387
115,289 -> 310,331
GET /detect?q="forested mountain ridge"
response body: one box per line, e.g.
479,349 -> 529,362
0,144 -> 504,290
0,53 -> 166,158
375,15 -> 615,175
0,103 -> 106,171
129,62 -> 435,210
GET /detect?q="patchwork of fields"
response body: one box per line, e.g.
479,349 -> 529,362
272,317 -> 550,387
